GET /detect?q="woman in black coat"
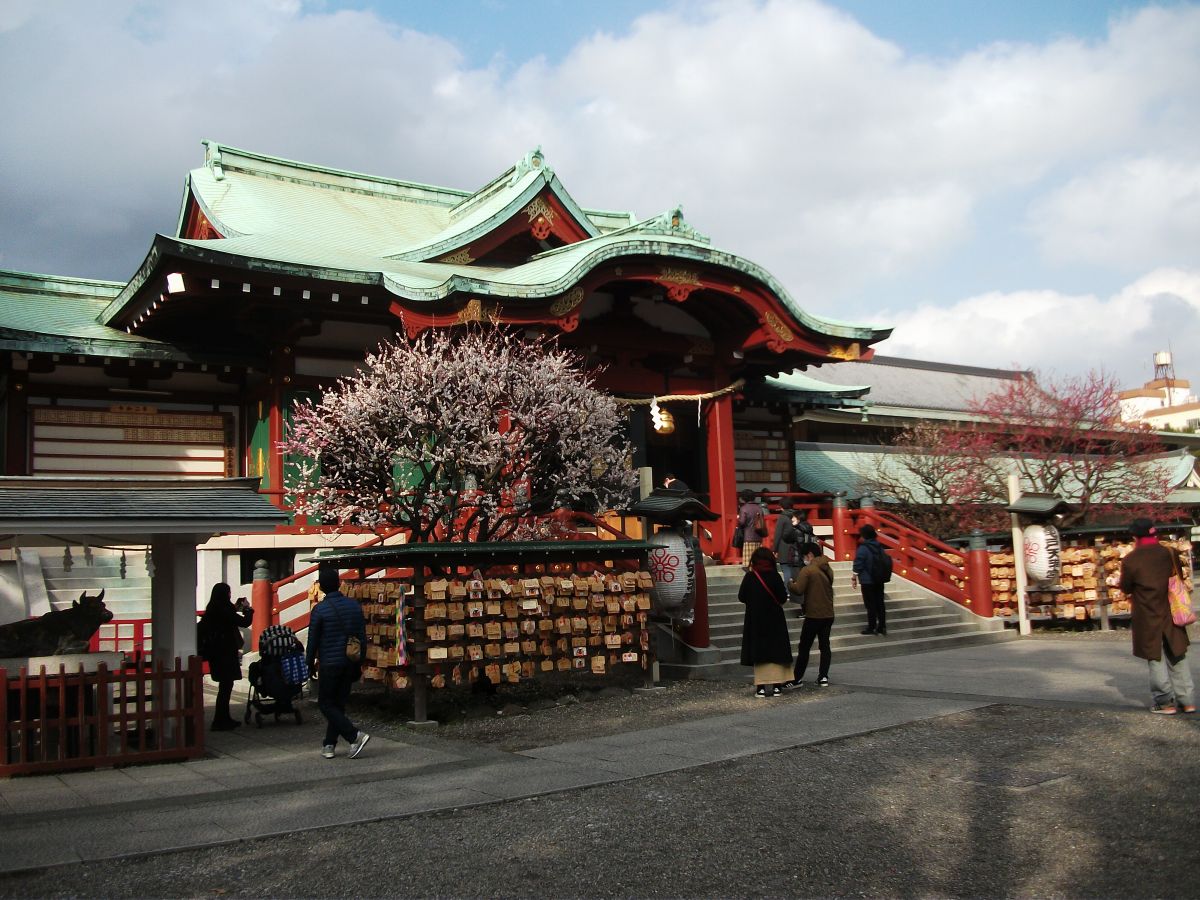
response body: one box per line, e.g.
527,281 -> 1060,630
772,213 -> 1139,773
738,547 -> 793,698
199,582 -> 253,730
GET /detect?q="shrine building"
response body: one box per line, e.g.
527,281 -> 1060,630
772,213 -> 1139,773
0,142 -> 889,580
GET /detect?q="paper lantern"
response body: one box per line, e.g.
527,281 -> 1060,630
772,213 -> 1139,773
1023,524 -> 1062,587
648,530 -> 696,616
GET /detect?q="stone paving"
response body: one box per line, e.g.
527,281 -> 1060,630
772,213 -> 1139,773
0,639 -> 1191,875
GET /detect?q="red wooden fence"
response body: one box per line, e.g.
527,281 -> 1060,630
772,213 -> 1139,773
1,657 -> 206,776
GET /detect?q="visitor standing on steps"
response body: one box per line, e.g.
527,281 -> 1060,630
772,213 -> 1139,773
785,542 -> 835,688
851,523 -> 889,636
737,547 -> 793,698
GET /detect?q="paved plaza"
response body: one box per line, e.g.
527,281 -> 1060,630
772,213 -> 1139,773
1,639 -> 1194,881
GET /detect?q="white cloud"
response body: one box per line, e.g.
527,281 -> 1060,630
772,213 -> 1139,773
1028,157 -> 1200,269
0,0 -> 1198,377
877,268 -> 1200,385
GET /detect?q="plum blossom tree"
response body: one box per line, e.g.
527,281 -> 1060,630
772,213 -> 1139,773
865,370 -> 1176,535
281,329 -> 637,542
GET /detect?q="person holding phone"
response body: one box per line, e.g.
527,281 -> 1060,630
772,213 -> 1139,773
197,582 -> 253,731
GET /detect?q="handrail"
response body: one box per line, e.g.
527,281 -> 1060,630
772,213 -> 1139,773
271,527 -> 409,629
846,507 -> 968,606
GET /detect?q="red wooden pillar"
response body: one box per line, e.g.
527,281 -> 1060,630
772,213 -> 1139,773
831,492 -> 853,561
705,387 -> 739,563
251,558 -> 272,646
965,530 -> 995,617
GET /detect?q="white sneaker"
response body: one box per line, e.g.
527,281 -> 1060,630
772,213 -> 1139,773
349,732 -> 371,758
321,745 -> 335,759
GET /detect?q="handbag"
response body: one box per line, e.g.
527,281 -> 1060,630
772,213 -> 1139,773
1168,554 -> 1197,627
732,525 -> 745,548
327,596 -> 363,662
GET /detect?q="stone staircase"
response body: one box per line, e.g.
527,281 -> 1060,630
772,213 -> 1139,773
659,561 -> 1014,679
35,548 -> 152,621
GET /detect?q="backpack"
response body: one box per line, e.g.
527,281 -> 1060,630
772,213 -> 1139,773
753,506 -> 766,536
869,542 -> 893,583
196,616 -> 214,661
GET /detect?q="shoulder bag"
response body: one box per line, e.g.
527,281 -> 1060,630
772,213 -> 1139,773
1168,553 -> 1197,627
327,596 -> 364,663
752,569 -> 784,606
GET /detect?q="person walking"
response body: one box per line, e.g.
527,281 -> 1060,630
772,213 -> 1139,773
306,566 -> 371,758
738,547 -> 793,698
197,583 -> 252,731
736,490 -> 769,569
1118,519 -> 1195,715
851,523 -> 889,635
786,542 -> 835,688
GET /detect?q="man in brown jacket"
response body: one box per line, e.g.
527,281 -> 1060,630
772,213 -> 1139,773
785,542 -> 835,688
1118,519 -> 1195,715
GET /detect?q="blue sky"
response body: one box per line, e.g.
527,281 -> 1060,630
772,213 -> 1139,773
349,1 -> 1133,64
0,0 -> 1197,387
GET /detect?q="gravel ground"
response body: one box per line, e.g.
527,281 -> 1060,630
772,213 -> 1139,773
351,677 -> 764,751
2,694 -> 1198,898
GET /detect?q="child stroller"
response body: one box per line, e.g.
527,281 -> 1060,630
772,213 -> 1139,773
244,624 -> 307,727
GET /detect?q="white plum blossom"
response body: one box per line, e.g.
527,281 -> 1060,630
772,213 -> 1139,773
281,328 -> 638,542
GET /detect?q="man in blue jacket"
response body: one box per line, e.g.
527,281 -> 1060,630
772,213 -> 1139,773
306,566 -> 370,759
850,524 -> 888,636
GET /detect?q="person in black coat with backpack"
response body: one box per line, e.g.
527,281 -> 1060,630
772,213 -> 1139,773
198,582 -> 252,731
851,523 -> 891,635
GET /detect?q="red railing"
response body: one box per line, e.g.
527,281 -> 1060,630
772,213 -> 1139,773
89,618 -> 152,661
269,527 -> 408,633
843,507 -> 970,606
1,657 -> 206,776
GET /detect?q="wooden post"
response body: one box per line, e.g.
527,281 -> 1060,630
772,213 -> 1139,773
409,563 -> 430,725
1008,472 -> 1031,636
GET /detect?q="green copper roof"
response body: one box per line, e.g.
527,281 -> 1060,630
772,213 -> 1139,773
0,269 -> 260,364
0,270 -> 172,357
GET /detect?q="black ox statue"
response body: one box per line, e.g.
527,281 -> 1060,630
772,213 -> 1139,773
0,591 -> 114,658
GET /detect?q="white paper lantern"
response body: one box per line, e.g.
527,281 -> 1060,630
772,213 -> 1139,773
648,530 -> 695,613
1023,523 -> 1062,586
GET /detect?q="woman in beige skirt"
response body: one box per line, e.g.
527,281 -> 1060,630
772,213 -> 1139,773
738,547 -> 793,697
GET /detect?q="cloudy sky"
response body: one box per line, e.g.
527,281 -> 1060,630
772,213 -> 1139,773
2,0 -> 1198,388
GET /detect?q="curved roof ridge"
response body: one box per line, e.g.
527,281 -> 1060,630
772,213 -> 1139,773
199,140 -> 471,204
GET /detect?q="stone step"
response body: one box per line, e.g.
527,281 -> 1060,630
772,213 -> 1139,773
708,611 -> 964,641
708,617 -> 985,650
660,628 -> 1017,680
706,602 -> 955,629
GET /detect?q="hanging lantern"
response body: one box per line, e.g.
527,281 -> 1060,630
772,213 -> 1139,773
1022,523 -> 1061,587
650,398 -> 675,435
62,546 -> 73,572
83,544 -> 93,566
145,547 -> 155,579
120,550 -> 127,579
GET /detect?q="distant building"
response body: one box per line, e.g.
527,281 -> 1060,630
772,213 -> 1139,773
1118,352 -> 1200,431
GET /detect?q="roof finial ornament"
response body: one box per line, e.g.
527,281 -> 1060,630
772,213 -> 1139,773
635,205 -> 710,244
511,145 -> 551,184
202,139 -> 225,181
